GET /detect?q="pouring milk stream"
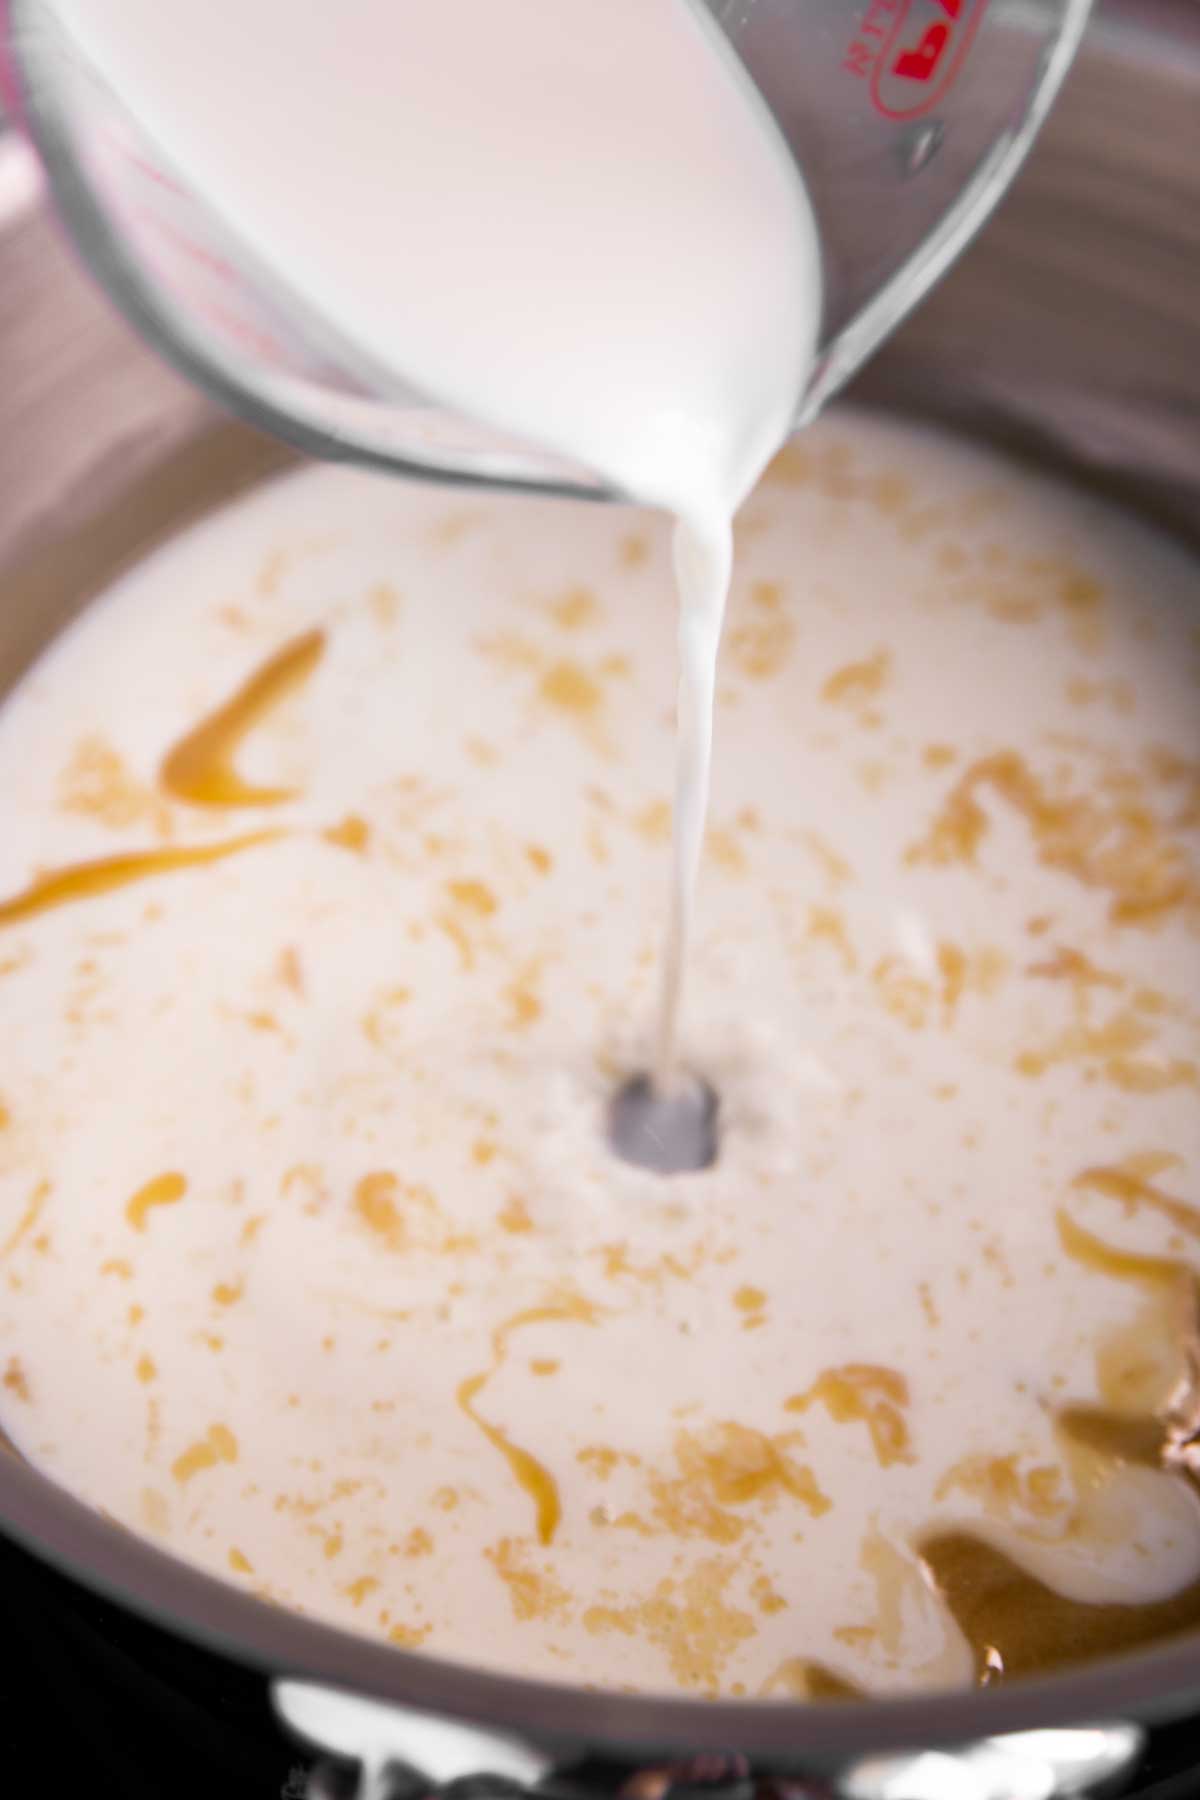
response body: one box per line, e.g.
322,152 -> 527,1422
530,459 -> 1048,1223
53,0 -> 823,1101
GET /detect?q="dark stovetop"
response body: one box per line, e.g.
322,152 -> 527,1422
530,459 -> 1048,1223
7,1522 -> 1200,1800
5,1521 -> 316,1799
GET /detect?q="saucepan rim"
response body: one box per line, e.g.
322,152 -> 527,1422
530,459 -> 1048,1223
3,1437 -> 1200,1761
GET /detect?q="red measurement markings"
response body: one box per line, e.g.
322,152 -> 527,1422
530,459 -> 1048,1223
843,0 -> 990,121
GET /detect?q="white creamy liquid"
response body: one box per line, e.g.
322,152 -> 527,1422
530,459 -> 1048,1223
56,0 -> 823,1075
3,415 -> 1200,1696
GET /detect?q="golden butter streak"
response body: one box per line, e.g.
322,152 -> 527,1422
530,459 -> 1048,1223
921,1531 -> 1200,1685
456,1295 -> 598,1545
1073,1164 -> 1200,1241
1056,1208 -> 1193,1290
761,1657 -> 865,1701
786,1363 -> 914,1468
457,1371 -> 561,1546
160,628 -> 325,807
492,1296 -> 598,1358
0,832 -> 282,929
171,1422 -> 239,1484
126,1172 -> 188,1232
0,1181 -> 49,1261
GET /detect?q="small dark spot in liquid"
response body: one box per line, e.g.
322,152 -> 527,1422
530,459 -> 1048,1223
608,1073 -> 718,1175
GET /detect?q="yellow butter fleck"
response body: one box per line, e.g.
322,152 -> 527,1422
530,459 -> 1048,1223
126,1172 -> 187,1233
171,1423 -> 239,1484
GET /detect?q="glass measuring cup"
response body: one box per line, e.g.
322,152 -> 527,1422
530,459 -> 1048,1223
2,0 -> 1093,500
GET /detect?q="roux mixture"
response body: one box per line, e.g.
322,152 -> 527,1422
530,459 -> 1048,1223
2,412 -> 1200,1697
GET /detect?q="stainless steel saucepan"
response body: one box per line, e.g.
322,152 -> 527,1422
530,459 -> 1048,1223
0,6 -> 1198,1796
